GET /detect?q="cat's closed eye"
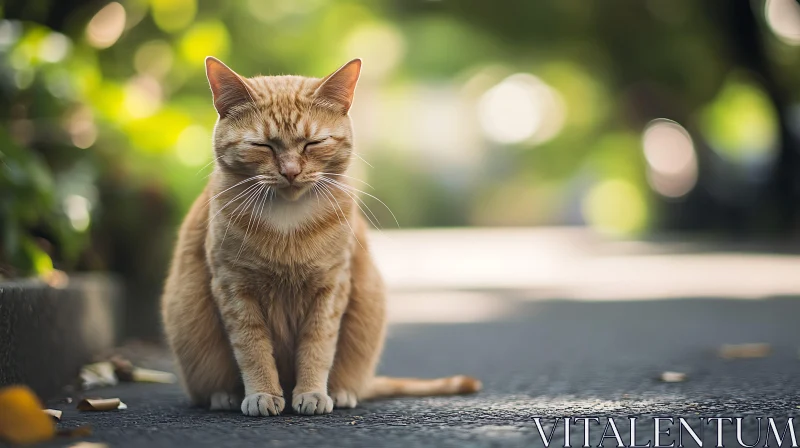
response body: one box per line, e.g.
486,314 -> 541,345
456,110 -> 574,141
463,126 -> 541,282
303,138 -> 327,151
249,142 -> 274,150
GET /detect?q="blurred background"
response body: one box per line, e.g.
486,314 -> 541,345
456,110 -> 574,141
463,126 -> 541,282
1,0 -> 799,339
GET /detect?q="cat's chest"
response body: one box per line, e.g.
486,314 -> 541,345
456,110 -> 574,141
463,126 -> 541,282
254,265 -> 339,353
243,260 -> 328,294
237,221 -> 352,269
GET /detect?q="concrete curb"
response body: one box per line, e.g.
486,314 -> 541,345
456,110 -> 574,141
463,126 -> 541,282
0,274 -> 121,399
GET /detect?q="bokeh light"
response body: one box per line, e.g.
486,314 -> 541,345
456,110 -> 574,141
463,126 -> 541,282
344,22 -> 405,80
0,20 -> 21,50
700,75 -> 778,164
65,106 -> 97,149
39,32 -> 70,63
582,179 -> 648,236
85,2 -> 126,49
179,21 -> 230,65
175,125 -> 212,167
123,76 -> 163,119
247,0 -> 323,23
642,119 -> 698,198
151,0 -> 197,33
478,74 -> 566,145
765,0 -> 800,45
134,40 -> 174,78
63,194 -> 91,232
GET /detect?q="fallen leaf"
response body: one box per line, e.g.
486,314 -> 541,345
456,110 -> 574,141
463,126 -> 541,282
57,425 -> 93,437
659,371 -> 687,382
80,362 -> 117,389
0,385 -> 55,444
132,368 -> 177,384
110,356 -> 135,381
77,398 -> 125,411
43,409 -> 62,421
111,356 -> 176,384
719,343 -> 771,359
66,442 -> 106,448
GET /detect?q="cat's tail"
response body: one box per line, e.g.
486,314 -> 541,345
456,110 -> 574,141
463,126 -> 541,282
362,375 -> 482,400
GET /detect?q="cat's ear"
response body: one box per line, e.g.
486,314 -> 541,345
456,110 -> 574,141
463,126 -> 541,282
205,56 -> 254,117
313,58 -> 362,114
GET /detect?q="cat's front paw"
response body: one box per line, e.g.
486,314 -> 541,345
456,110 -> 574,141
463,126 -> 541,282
292,391 -> 333,415
241,393 -> 285,416
330,389 -> 358,409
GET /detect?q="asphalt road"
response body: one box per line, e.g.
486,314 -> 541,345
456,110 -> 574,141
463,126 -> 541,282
42,295 -> 800,448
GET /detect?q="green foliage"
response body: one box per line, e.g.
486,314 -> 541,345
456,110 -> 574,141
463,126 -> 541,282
0,23 -> 89,276
0,135 -> 54,275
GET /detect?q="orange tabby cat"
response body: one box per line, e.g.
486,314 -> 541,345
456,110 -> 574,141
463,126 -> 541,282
160,57 -> 481,416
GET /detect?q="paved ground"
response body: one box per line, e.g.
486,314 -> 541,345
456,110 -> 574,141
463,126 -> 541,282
42,294 -> 800,448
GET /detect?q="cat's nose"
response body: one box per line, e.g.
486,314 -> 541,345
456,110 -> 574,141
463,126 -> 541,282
280,163 -> 301,184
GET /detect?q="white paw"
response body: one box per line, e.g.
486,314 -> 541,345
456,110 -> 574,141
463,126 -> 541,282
331,390 -> 358,409
209,391 -> 241,411
241,393 -> 285,416
292,391 -> 333,415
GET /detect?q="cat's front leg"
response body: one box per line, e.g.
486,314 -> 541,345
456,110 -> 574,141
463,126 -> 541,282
292,280 -> 350,415
212,278 -> 284,417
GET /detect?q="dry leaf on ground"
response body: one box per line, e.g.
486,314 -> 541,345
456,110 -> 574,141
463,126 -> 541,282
719,343 -> 771,359
131,368 -> 176,384
0,385 -> 55,444
77,398 -> 125,411
110,355 -> 134,381
111,356 -> 176,384
66,442 -> 107,448
43,409 -> 62,421
80,362 -> 117,389
659,371 -> 687,382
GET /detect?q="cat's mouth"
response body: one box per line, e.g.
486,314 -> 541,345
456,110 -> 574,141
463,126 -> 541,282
275,183 -> 311,201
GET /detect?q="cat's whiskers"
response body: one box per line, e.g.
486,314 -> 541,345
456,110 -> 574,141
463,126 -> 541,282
230,183 -> 266,231
311,183 -> 322,209
314,173 -> 381,227
318,172 -> 373,189
317,182 -> 363,249
319,177 -> 399,228
219,182 -> 266,247
351,151 -> 373,168
236,184 -> 270,261
206,175 -> 266,208
196,154 -> 226,177
207,180 -> 265,226
313,183 -> 343,226
318,178 -> 381,231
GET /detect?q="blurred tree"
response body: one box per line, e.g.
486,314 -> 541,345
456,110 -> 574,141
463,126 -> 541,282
704,0 -> 800,235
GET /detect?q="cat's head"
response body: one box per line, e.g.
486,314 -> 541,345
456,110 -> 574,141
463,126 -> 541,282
205,57 -> 361,201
